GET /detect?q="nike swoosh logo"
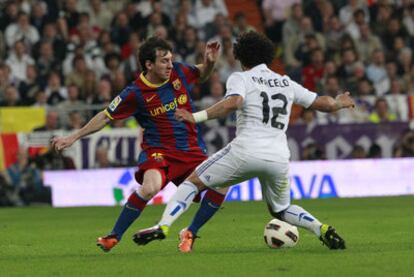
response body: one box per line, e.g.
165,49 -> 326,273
145,95 -> 157,103
207,202 -> 219,209
125,203 -> 140,211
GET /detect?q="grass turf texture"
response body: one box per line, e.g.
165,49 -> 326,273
1,196 -> 414,276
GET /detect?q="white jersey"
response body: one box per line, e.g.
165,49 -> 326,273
225,64 -> 317,161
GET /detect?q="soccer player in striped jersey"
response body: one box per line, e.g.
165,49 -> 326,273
51,37 -> 227,252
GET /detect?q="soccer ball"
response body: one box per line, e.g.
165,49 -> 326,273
264,219 -> 299,249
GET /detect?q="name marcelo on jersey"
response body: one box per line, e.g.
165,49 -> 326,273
251,76 -> 289,88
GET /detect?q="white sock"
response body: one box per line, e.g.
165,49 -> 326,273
281,205 -> 322,236
158,181 -> 199,227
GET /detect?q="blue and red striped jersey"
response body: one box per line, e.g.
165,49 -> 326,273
105,62 -> 207,154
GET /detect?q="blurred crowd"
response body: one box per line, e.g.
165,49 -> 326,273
271,0 -> 414,126
2,0 -> 414,125
2,0 -> 414,205
0,0 -> 237,130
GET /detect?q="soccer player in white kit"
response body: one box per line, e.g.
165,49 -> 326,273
134,31 -> 354,252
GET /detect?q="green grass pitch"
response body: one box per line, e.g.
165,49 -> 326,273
1,196 -> 414,276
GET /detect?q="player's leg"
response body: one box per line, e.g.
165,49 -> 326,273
160,173 -> 207,227
134,145 -> 237,249
97,169 -> 164,252
274,204 -> 346,250
165,145 -> 239,230
134,171 -> 230,250
159,151 -> 230,235
111,169 -> 164,237
176,185 -> 228,253
133,172 -> 207,245
261,161 -> 345,249
176,145 -> 246,252
187,187 -> 228,237
260,161 -> 323,235
134,176 -> 229,249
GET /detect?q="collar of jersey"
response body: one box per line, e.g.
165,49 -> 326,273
140,72 -> 169,88
254,63 -> 268,70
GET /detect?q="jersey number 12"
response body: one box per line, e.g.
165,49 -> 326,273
260,91 -> 288,129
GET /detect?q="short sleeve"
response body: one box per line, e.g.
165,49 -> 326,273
225,73 -> 247,99
289,77 -> 317,108
105,86 -> 138,120
177,62 -> 200,84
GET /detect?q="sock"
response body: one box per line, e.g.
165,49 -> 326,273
280,205 -> 322,236
159,181 -> 198,227
188,189 -> 225,236
110,191 -> 148,240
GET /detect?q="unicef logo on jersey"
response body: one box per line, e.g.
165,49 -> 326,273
113,169 -> 137,205
149,94 -> 188,117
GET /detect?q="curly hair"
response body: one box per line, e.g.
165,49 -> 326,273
138,37 -> 173,72
233,31 -> 275,68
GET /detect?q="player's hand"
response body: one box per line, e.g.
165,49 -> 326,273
175,108 -> 195,123
50,136 -> 75,152
335,92 -> 355,109
204,41 -> 220,65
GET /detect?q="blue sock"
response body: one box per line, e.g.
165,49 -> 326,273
110,192 -> 148,240
188,189 -> 225,236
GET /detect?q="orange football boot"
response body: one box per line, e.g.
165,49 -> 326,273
96,235 -> 119,252
178,229 -> 196,253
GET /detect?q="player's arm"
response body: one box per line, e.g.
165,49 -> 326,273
175,95 -> 243,123
51,111 -> 111,151
196,41 -> 220,83
309,92 -> 355,113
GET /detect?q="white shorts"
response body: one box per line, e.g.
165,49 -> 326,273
195,144 -> 290,212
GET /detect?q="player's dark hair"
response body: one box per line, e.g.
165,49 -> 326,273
138,37 -> 172,72
233,31 -> 275,68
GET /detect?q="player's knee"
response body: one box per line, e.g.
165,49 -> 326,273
187,172 -> 206,190
139,188 -> 159,199
140,169 -> 164,199
139,183 -> 161,199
